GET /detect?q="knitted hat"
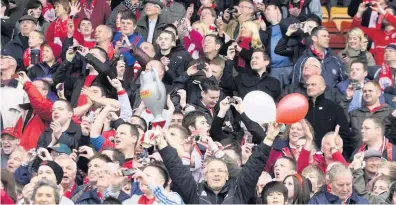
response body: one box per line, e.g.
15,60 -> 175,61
40,161 -> 64,184
46,42 -> 62,61
385,44 -> 396,51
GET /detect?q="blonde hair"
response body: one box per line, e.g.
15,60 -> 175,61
192,22 -> 209,36
238,21 -> 263,49
345,27 -> 365,50
280,119 -> 315,141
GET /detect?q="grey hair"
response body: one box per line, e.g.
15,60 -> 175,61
55,154 -> 77,173
31,179 -> 61,204
327,164 -> 351,183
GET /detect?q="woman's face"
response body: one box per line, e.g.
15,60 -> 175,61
54,3 -> 66,17
372,180 -> 389,196
266,192 -> 286,205
348,34 -> 361,49
283,176 -> 295,200
33,186 -> 57,205
289,122 -> 304,144
240,24 -> 252,38
30,7 -> 42,19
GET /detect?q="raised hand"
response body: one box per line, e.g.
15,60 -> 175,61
107,76 -> 123,91
69,1 -> 81,16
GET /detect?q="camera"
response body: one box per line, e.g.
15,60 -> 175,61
228,8 -> 237,13
194,135 -> 201,142
122,168 -> 137,176
292,23 -> 304,29
119,54 -> 124,62
350,82 -> 362,90
72,46 -> 83,52
228,97 -> 237,104
365,3 -> 372,7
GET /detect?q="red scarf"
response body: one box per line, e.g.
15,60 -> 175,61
137,195 -> 156,204
23,47 -> 44,67
289,0 -> 305,10
80,0 -> 97,19
357,137 -> 392,161
237,37 -> 252,68
106,43 -> 115,59
42,3 -> 55,22
63,183 -> 76,199
378,63 -> 393,91
77,75 -> 97,106
54,17 -> 69,40
310,45 -> 325,60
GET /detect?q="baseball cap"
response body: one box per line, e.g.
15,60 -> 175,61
1,127 -> 20,139
47,143 -> 72,155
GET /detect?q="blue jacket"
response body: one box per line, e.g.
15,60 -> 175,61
291,48 -> 347,88
74,188 -> 130,204
112,32 -> 144,66
309,186 -> 369,204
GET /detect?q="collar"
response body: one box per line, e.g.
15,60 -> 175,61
1,79 -> 18,88
367,104 -> 385,112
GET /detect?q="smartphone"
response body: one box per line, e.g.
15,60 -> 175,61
350,82 -> 362,90
122,168 -> 137,176
57,83 -> 64,91
228,8 -> 237,13
246,135 -> 253,144
119,54 -> 124,62
342,53 -> 347,58
197,60 -> 205,70
194,135 -> 201,142
72,46 -> 82,51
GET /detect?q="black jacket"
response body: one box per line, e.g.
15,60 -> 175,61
2,33 -> 28,69
135,15 -> 168,48
275,32 -> 311,63
36,120 -> 89,150
348,0 -> 373,27
27,62 -> 61,81
220,60 -> 281,99
159,141 -> 271,204
1,17 -> 14,48
305,93 -> 353,159
52,54 -> 117,107
154,46 -> 193,85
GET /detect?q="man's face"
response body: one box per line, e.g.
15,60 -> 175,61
20,20 -> 36,36
170,113 -> 183,126
205,160 -> 228,191
95,26 -> 109,43
87,158 -> 106,182
306,76 -> 325,97
363,83 -> 380,105
302,58 -> 321,78
157,33 -> 174,50
350,63 -> 367,81
28,32 -> 43,48
361,119 -> 380,144
304,20 -> 317,35
1,134 -> 20,155
210,64 -> 223,81
144,3 -> 160,16
56,158 -> 76,187
79,20 -> 93,36
303,172 -> 321,193
251,52 -> 268,71
115,124 -> 136,151
89,86 -> 104,98
321,136 -> 343,158
167,127 -> 185,146
264,5 -> 279,24
33,186 -> 57,205
266,192 -> 286,205
313,30 -> 330,48
201,89 -> 220,108
191,116 -> 210,135
42,46 -> 55,62
200,8 -> 215,25
140,166 -> 164,195
239,1 -> 254,17
6,150 -> 24,173
384,48 -> 396,63
203,36 -> 219,53
140,42 -> 155,58
52,101 -> 72,124
97,162 -> 118,188
121,19 -> 135,36
0,56 -> 16,70
330,174 -> 353,202
365,157 -> 381,174
32,80 -> 48,97
273,158 -> 296,181
38,165 -> 57,184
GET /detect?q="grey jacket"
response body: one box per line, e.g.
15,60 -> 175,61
352,168 -> 390,204
337,48 -> 376,74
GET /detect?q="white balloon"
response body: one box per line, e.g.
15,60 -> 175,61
243,91 -> 276,123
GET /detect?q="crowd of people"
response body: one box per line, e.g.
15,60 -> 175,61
1,0 -> 396,204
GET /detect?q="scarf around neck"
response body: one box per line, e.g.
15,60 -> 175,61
237,37 -> 252,68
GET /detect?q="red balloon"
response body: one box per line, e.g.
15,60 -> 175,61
276,93 -> 308,124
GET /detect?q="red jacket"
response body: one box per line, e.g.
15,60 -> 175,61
297,148 -> 348,173
15,82 -> 53,150
352,16 -> 396,65
46,18 -> 80,46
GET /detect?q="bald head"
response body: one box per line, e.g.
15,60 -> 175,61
95,25 -> 113,43
306,75 -> 326,97
145,60 -> 165,79
140,42 -> 155,58
302,57 -> 322,80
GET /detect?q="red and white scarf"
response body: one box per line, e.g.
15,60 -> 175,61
237,37 -> 252,68
23,47 -> 44,67
137,195 -> 156,204
378,63 -> 393,91
80,0 -> 97,19
357,137 -> 392,161
54,17 -> 69,44
63,183 -> 77,199
310,45 -> 325,60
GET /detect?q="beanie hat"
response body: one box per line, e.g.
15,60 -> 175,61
40,161 -> 64,184
46,42 -> 62,61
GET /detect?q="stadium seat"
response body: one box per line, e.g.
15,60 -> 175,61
323,21 -> 339,33
329,34 -> 346,49
330,7 -> 349,20
322,6 -> 329,22
340,21 -> 353,34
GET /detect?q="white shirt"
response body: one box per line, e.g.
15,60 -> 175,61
147,18 -> 158,43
